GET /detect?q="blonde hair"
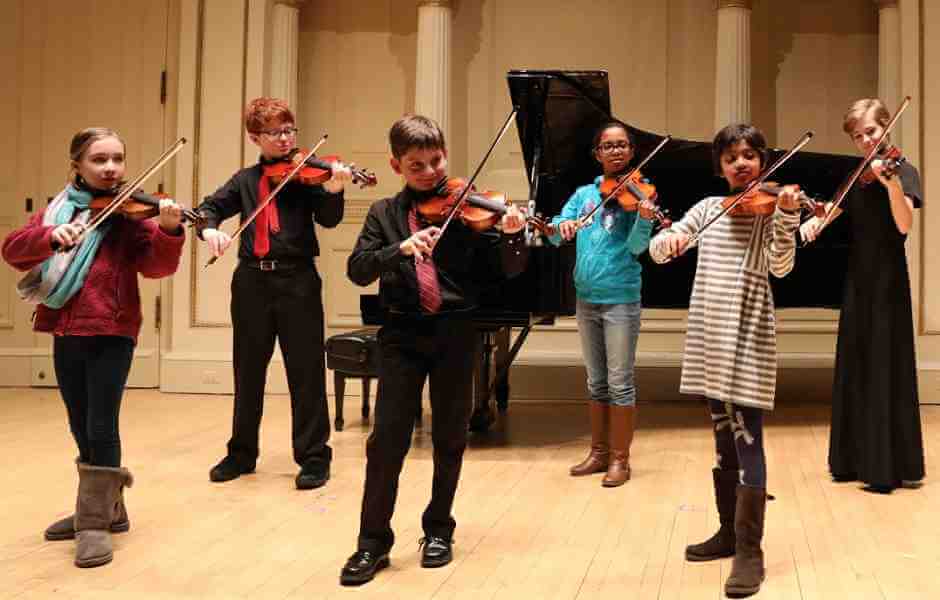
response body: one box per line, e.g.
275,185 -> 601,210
68,127 -> 125,186
843,98 -> 891,135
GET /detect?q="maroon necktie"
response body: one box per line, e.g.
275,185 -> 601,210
407,207 -> 442,313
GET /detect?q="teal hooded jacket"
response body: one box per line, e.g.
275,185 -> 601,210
549,176 -> 653,304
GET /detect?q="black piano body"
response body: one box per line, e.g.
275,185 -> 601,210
362,69 -> 859,432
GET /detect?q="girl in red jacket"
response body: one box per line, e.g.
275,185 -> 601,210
1,127 -> 185,568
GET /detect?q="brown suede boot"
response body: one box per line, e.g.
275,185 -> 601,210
570,401 -> 610,476
74,464 -> 134,568
685,469 -> 738,561
45,460 -> 130,541
724,485 -> 766,598
602,405 -> 635,487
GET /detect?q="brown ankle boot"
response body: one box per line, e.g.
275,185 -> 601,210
685,469 -> 738,561
570,401 -> 609,476
724,485 -> 766,597
602,405 -> 635,487
74,464 -> 134,568
45,459 -> 131,541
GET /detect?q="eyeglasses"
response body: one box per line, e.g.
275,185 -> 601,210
596,141 -> 631,154
261,127 -> 299,139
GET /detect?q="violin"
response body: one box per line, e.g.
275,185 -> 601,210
87,188 -> 206,232
722,182 -> 824,218
263,149 -> 377,188
415,178 -> 552,235
598,170 -> 671,227
858,144 -> 905,186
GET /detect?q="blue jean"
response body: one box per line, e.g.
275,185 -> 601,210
576,300 -> 641,407
53,335 -> 135,467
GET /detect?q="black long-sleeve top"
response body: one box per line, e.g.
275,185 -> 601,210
347,186 -> 529,316
196,157 -> 344,260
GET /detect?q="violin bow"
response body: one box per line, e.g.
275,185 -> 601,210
205,134 -> 328,268
576,135 -> 672,229
813,95 -> 911,236
68,138 -> 188,247
432,108 -> 519,247
686,130 -> 814,248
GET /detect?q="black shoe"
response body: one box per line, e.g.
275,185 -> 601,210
296,463 -> 330,490
419,536 -> 452,568
339,550 -> 389,586
831,471 -> 857,482
209,456 -> 255,482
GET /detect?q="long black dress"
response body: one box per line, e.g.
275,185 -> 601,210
828,161 -> 926,489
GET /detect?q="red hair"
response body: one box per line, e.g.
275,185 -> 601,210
244,97 -> 295,134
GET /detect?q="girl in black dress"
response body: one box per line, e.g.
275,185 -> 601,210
802,98 -> 925,493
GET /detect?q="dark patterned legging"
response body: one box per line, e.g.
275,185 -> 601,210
708,398 -> 767,488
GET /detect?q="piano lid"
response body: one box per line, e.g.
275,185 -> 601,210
508,69 -> 857,310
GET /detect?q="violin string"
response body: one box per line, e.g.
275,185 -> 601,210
577,134 -> 672,229
818,95 -> 911,232
688,130 -> 814,246
205,134 -> 329,267
434,107 -> 519,245
77,138 -> 188,242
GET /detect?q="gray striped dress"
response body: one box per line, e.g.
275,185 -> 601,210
649,198 -> 800,410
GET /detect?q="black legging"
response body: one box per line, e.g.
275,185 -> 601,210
708,398 -> 767,488
53,335 -> 135,467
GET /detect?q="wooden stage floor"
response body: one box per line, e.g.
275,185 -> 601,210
0,388 -> 936,599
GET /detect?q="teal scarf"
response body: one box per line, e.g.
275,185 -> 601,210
41,185 -> 111,309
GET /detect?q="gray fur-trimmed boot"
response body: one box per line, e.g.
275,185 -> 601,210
45,459 -> 130,541
74,463 -> 134,568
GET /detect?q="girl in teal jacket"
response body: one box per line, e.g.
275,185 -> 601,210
549,121 -> 655,487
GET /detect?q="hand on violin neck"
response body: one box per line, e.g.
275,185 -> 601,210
400,225 -> 440,263
868,158 -> 902,189
321,161 -> 352,193
775,184 -> 802,212
157,198 -> 184,234
500,204 -> 526,234
637,199 -> 657,221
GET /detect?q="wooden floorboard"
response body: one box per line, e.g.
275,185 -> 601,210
0,388 -> 936,599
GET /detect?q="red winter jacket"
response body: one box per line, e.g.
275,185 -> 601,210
1,210 -> 185,343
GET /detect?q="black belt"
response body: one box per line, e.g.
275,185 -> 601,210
239,258 -> 313,271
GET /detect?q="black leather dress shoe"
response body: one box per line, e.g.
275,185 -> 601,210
296,464 -> 330,490
419,536 -> 452,568
209,456 -> 255,482
340,550 -> 389,585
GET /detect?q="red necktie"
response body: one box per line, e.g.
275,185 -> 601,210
407,207 -> 442,313
253,174 -> 281,258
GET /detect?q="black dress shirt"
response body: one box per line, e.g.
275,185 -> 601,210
197,157 -> 344,260
347,186 -> 529,316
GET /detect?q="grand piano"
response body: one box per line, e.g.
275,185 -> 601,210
363,69 -> 858,432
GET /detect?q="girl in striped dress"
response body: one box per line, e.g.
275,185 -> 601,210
648,123 -> 801,598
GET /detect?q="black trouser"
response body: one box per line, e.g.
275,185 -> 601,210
708,398 -> 767,488
357,316 -> 476,553
226,262 -> 332,469
53,335 -> 135,467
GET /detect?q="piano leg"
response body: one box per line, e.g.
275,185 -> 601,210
469,331 -> 497,433
494,327 -> 511,412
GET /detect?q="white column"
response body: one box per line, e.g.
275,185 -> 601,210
270,0 -> 304,107
715,0 -> 752,127
876,0 -> 902,147
415,0 -> 452,132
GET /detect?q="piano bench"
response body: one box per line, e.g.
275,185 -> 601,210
325,328 -> 422,431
